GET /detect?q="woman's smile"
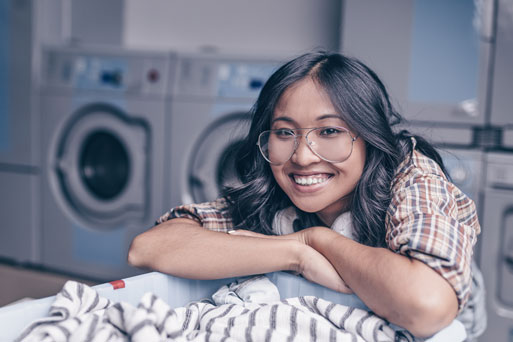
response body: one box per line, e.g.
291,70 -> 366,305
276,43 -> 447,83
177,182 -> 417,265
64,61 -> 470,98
290,172 -> 333,189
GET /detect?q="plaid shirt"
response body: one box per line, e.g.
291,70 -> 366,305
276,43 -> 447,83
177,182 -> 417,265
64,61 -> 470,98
386,149 -> 480,311
157,149 -> 480,311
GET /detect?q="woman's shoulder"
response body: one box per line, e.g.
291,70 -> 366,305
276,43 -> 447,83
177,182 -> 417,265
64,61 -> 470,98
389,148 -> 480,232
393,149 -> 448,189
389,148 -> 480,217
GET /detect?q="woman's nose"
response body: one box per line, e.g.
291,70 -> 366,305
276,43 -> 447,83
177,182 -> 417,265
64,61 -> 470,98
290,136 -> 321,166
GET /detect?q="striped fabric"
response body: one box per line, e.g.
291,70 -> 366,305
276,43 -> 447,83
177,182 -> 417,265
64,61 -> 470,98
16,281 -> 113,342
16,278 -> 415,342
159,148 -> 480,312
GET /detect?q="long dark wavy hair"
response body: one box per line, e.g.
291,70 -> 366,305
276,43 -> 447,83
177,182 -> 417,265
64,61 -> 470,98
222,51 -> 447,247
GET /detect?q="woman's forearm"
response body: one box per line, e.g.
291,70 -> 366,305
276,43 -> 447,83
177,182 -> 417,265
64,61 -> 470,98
305,227 -> 458,338
128,218 -> 302,279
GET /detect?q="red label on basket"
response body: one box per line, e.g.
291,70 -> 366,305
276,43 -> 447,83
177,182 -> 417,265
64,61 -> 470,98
109,279 -> 125,290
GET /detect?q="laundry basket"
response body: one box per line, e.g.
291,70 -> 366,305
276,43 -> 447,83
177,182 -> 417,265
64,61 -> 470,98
0,271 -> 465,341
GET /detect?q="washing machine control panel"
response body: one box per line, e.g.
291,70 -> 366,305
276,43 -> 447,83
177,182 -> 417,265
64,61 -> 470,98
503,129 -> 513,150
99,69 -> 123,87
486,153 -> 513,189
41,48 -> 173,96
174,57 -> 280,99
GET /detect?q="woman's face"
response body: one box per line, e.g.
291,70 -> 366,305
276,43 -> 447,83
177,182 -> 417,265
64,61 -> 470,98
270,78 -> 366,226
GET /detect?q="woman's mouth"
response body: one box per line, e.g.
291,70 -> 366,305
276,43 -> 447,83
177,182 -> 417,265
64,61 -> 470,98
291,174 -> 332,186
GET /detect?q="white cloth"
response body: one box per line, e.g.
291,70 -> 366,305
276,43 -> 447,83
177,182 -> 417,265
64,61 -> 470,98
272,207 -> 355,240
15,281 -> 114,342
211,275 -> 280,305
16,276 -> 414,342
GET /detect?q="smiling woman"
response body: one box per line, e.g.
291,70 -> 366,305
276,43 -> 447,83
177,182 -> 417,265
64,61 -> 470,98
128,51 -> 482,338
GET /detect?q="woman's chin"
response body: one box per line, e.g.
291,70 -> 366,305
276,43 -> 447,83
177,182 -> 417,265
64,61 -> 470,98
290,199 -> 326,214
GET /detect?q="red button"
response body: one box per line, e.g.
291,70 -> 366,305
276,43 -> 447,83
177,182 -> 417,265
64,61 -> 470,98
109,279 -> 126,290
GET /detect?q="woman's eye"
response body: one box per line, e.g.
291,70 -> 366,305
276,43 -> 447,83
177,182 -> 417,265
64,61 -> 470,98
319,127 -> 342,136
274,129 -> 293,137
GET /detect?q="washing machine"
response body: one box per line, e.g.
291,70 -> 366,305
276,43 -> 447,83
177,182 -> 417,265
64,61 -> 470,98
479,152 -> 513,341
0,0 -> 40,264
39,46 -> 176,281
165,53 -> 281,209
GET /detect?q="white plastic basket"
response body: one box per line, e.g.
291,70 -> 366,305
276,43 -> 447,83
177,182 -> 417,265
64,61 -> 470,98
0,271 -> 465,341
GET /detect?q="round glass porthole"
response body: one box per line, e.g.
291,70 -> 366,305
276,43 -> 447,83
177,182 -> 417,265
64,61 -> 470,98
186,112 -> 251,203
79,130 -> 130,200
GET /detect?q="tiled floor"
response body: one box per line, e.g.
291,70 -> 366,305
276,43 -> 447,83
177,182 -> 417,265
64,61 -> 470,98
0,263 -> 98,307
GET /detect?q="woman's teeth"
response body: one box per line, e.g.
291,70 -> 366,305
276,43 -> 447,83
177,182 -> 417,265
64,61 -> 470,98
293,175 -> 330,186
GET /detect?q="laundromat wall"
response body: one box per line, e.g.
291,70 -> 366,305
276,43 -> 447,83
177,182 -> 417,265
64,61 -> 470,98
1,1 -> 513,340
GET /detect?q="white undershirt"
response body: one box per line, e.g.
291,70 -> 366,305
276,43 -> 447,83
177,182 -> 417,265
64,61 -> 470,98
272,207 -> 355,240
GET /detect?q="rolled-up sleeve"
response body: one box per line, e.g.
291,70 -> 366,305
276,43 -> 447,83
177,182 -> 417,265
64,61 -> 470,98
155,197 -> 234,232
386,156 -> 480,311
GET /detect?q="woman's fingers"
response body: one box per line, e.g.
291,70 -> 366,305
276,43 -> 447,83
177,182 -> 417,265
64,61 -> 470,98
227,230 -> 268,238
299,246 -> 353,294
228,230 -> 297,241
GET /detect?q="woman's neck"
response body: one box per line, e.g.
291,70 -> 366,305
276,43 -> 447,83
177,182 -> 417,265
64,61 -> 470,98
315,197 -> 352,227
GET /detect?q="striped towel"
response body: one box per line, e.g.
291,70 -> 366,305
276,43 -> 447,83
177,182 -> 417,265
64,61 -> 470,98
15,281 -> 115,342
16,277 -> 415,342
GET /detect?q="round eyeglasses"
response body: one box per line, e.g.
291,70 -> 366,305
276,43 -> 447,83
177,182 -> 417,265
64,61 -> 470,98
257,126 -> 358,165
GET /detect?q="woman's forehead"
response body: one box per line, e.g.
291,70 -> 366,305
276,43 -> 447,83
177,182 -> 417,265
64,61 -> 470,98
273,79 -> 336,115
271,99 -> 348,129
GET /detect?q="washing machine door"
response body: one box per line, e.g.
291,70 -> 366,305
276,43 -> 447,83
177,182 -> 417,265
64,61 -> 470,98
185,112 -> 250,204
50,103 -> 149,228
438,149 -> 483,206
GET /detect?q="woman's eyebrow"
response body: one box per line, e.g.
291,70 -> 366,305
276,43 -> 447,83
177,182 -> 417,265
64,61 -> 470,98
271,116 -> 295,125
316,114 -> 343,121
271,113 -> 343,125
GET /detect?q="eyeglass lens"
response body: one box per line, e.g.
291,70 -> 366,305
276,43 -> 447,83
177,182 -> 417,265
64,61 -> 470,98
258,127 -> 354,164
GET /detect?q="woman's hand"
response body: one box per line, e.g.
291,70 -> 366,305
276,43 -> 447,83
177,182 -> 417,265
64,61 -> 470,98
228,229 -> 352,293
298,244 -> 353,293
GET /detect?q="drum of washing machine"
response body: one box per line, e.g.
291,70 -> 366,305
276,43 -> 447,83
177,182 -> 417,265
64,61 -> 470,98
184,112 -> 251,204
49,103 -> 150,228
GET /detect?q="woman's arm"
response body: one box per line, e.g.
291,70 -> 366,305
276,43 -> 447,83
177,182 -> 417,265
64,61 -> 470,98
304,226 -> 458,338
231,227 -> 458,337
128,218 -> 349,292
128,218 -> 298,278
